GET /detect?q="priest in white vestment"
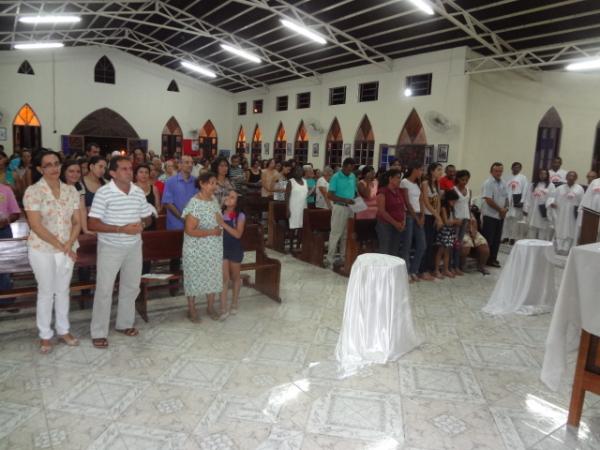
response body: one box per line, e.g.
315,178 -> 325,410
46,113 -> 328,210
578,177 -> 600,242
547,171 -> 584,254
548,156 -> 567,186
524,169 -> 556,241
502,162 -> 528,243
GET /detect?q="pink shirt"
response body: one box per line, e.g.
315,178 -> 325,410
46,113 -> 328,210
356,179 -> 378,220
0,184 -> 20,219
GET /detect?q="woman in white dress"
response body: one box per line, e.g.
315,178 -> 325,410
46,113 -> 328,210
285,166 -> 308,248
502,162 -> 528,244
524,168 -> 556,241
547,170 -> 584,254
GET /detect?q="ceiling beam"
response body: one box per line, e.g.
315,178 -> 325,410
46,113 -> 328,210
229,0 -> 393,70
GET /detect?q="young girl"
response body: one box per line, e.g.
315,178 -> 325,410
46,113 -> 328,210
217,191 -> 246,318
434,189 -> 462,278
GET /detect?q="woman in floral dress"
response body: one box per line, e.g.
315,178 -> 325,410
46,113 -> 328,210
182,171 -> 223,322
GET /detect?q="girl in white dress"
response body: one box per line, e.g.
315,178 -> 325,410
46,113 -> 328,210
286,166 -> 308,247
524,168 -> 556,241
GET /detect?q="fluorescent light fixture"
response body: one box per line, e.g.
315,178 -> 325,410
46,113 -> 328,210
19,15 -> 81,24
408,0 -> 435,15
14,42 -> 64,50
280,19 -> 326,45
404,88 -> 413,97
220,44 -> 261,63
180,61 -> 217,78
566,58 -> 600,71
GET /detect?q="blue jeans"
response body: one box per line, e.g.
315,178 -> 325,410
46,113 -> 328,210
401,216 -> 427,275
0,225 -> 14,304
376,221 -> 404,257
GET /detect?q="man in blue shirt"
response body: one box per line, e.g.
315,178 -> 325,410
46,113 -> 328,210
161,155 -> 197,288
162,155 -> 198,230
326,158 -> 357,268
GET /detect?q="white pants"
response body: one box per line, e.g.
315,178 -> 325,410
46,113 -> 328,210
327,204 -> 353,265
28,249 -> 74,339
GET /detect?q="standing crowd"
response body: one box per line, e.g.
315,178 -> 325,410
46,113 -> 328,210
1,142 -> 599,353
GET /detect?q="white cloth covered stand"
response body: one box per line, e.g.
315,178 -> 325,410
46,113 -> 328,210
541,242 -> 600,390
482,239 -> 557,315
335,253 -> 421,378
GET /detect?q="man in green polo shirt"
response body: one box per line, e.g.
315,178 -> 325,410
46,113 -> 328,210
326,158 -> 357,268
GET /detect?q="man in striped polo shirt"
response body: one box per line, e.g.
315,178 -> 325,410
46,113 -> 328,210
88,156 -> 153,349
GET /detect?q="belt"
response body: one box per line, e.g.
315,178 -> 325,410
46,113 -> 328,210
334,202 -> 349,206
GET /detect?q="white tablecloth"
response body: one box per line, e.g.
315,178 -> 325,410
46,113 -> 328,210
541,242 -> 600,390
483,239 -> 557,315
335,253 -> 421,378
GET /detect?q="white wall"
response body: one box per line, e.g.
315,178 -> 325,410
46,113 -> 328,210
232,47 -> 469,169
464,69 -> 600,189
0,46 -> 234,154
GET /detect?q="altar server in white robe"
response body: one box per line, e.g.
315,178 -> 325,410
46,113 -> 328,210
547,171 -> 584,253
549,157 -> 567,186
524,168 -> 556,241
502,162 -> 528,244
578,177 -> 600,241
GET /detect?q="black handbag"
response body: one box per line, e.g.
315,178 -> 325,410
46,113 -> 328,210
538,204 -> 548,219
512,194 -> 523,208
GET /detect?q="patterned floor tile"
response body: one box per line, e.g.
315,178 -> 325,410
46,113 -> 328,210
87,423 -> 188,450
0,401 -> 39,440
244,340 -> 308,368
157,356 -> 235,390
462,341 -> 541,371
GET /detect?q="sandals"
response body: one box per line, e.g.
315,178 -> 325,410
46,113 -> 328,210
92,338 -> 108,349
187,310 -> 201,323
58,333 -> 80,347
39,339 -> 53,354
116,328 -> 139,337
206,307 -> 220,321
230,305 -> 238,315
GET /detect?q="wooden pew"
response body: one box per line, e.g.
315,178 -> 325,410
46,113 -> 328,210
266,200 -> 288,253
239,192 -> 269,225
339,218 -> 378,276
299,208 -> 331,267
136,223 -> 281,321
568,206 -> 600,427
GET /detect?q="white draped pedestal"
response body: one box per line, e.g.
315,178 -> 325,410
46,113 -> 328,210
541,242 -> 600,390
335,253 -> 421,378
482,239 -> 556,316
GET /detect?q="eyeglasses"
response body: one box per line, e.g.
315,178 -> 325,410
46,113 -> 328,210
42,161 -> 61,169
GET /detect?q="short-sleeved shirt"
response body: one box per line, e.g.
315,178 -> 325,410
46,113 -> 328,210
0,184 -> 20,220
23,178 -> 80,253
377,186 -> 406,224
328,171 -> 357,201
400,178 -> 421,213
306,178 -> 317,204
481,176 -> 509,219
439,176 -> 455,191
89,180 -> 153,247
229,166 -> 245,193
161,172 -> 198,230
315,177 -> 330,209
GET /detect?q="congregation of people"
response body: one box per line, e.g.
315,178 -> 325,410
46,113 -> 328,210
0,142 -> 599,354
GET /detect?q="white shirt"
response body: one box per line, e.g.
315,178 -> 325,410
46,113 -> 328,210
89,180 -> 153,247
580,178 -> 600,213
315,177 -> 330,209
481,177 -> 508,220
191,163 -> 203,178
400,178 -> 421,213
547,183 -> 584,253
453,186 -> 471,220
549,169 -> 567,185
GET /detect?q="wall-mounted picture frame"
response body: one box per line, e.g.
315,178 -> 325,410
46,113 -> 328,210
437,144 -> 449,163
343,143 -> 351,157
263,142 -> 270,156
312,143 -> 319,157
0,127 -> 6,141
286,142 -> 293,156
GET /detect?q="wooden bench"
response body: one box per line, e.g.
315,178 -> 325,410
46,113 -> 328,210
339,218 -> 378,276
239,192 -> 269,225
266,200 -> 288,253
299,208 -> 331,267
136,223 -> 281,321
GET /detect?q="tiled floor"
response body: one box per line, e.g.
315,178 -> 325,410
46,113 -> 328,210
0,248 -> 599,449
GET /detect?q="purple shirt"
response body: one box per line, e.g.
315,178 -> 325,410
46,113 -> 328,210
161,173 -> 198,230
0,184 -> 20,220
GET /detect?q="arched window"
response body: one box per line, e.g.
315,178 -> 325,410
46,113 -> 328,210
236,126 -> 247,156
199,120 -> 218,160
533,107 -> 562,177
294,121 -> 309,165
354,115 -> 374,166
18,60 -> 34,75
162,116 -> 183,159
393,108 -> 428,168
251,125 -> 262,160
325,118 -> 343,169
13,103 -> 41,152
593,121 -> 600,173
274,122 -> 287,162
94,56 -> 115,84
